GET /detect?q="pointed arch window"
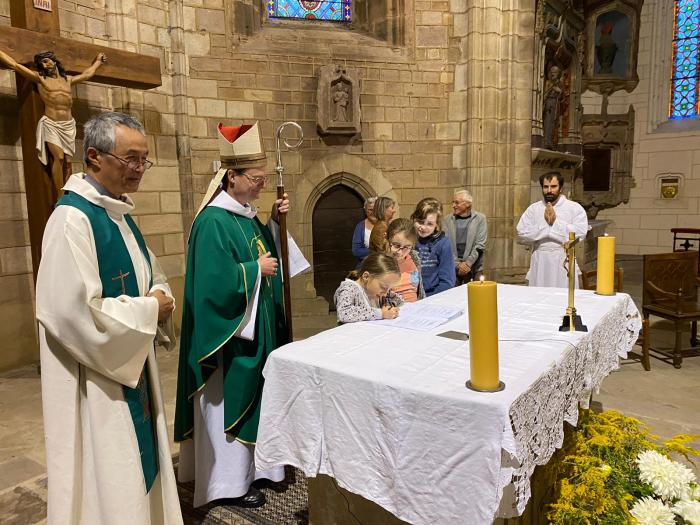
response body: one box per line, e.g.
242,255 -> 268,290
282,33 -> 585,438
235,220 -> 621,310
670,0 -> 700,119
268,1 -> 351,22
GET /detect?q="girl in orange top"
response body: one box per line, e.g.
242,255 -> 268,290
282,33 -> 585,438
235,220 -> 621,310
386,218 -> 425,302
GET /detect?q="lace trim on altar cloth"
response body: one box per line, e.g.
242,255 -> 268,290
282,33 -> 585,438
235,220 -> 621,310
496,295 -> 642,518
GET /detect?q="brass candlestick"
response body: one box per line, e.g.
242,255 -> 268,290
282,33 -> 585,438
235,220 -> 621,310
559,231 -> 588,332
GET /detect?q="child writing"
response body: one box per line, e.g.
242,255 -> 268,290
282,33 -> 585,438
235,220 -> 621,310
411,197 -> 455,296
334,252 -> 402,324
386,218 -> 425,302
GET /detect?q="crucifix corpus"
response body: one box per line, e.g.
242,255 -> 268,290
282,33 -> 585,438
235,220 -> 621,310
0,48 -> 106,195
0,1 -> 162,278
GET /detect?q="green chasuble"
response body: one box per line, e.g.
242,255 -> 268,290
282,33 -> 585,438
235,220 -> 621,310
174,206 -> 288,444
56,191 -> 159,493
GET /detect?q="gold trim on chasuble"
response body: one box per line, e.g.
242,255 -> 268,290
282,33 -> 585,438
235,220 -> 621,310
185,214 -> 274,441
222,215 -> 273,439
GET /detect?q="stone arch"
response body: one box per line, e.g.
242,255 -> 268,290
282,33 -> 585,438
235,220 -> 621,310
289,152 -> 398,303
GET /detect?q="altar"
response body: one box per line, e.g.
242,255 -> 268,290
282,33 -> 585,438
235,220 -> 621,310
255,284 -> 641,524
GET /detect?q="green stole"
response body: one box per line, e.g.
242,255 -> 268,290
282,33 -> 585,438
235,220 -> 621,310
174,206 -> 288,444
57,191 -> 159,493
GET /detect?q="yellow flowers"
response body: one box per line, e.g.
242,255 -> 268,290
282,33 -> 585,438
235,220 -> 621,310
542,410 -> 700,524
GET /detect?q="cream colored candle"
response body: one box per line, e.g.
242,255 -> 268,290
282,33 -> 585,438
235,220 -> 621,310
467,279 -> 501,391
596,234 -> 616,295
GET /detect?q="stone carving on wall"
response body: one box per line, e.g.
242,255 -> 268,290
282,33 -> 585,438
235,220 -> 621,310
573,105 -> 635,218
542,64 -> 564,149
582,0 -> 644,96
531,0 -> 585,156
317,65 -> 360,136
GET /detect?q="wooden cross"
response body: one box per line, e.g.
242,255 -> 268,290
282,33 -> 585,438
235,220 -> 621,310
112,270 -> 131,295
0,1 -> 162,279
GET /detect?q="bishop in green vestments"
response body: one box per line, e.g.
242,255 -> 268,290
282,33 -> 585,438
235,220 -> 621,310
174,122 -> 290,508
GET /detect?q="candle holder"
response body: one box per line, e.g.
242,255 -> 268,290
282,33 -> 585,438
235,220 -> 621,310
559,232 -> 588,332
466,380 -> 505,392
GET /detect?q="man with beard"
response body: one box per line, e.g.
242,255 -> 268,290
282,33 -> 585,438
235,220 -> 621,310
0,48 -> 106,194
516,171 -> 588,287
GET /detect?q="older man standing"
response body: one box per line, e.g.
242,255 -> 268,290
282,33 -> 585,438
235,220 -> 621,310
35,112 -> 183,525
443,189 -> 488,284
517,171 -> 588,287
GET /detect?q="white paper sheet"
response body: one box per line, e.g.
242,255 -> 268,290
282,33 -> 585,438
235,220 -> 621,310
375,302 -> 463,331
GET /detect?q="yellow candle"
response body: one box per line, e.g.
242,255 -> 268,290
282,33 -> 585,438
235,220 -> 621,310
467,279 -> 500,391
596,235 -> 616,295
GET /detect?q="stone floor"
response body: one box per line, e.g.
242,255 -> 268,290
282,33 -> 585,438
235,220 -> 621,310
0,255 -> 698,524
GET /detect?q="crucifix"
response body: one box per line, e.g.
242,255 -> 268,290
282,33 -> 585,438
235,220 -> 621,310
0,1 -> 162,278
112,270 -> 131,295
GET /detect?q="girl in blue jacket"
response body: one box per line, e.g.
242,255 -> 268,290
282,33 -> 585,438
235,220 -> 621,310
411,198 -> 455,296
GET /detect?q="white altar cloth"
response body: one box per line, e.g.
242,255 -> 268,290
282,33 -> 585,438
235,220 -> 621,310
255,284 -> 641,525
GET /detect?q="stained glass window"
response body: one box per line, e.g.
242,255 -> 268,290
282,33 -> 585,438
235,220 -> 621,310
670,0 -> 699,119
268,1 -> 351,22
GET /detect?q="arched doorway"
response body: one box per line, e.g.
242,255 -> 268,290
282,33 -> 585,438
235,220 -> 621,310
312,185 -> 365,308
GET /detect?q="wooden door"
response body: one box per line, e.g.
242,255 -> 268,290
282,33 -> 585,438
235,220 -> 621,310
312,185 -> 365,308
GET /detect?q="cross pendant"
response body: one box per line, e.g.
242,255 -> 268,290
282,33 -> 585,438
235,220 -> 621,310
112,270 -> 130,295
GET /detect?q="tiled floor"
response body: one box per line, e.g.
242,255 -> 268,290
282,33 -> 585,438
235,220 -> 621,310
0,255 -> 698,524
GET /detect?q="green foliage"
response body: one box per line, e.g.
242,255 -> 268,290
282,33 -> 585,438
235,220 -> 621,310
543,410 -> 699,524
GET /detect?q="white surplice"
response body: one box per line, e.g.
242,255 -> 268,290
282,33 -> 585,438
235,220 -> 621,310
35,174 -> 183,525
177,190 -> 284,507
516,195 -> 589,288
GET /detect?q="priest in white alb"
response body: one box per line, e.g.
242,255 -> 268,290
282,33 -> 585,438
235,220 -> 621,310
35,112 -> 183,525
516,171 -> 589,287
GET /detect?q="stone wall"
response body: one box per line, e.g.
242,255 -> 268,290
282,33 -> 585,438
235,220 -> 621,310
581,0 -> 700,255
0,0 -> 539,369
0,0 -> 186,372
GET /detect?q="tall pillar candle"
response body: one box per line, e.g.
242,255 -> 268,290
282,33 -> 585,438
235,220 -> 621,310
596,235 -> 616,295
467,280 -> 501,391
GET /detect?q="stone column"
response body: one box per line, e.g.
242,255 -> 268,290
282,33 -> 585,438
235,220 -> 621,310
451,0 -> 535,281
168,0 -> 195,233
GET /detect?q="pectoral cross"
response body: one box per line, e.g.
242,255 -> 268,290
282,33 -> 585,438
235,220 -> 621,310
112,270 -> 130,295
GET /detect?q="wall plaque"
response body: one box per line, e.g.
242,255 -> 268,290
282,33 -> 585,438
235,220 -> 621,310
33,0 -> 52,12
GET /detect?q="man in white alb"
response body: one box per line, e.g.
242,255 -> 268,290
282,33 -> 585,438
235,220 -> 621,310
516,171 -> 589,287
35,112 -> 182,525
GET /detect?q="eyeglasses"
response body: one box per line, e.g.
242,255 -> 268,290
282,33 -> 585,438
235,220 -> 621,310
243,173 -> 268,185
377,281 -> 394,293
100,151 -> 154,171
389,241 -> 413,253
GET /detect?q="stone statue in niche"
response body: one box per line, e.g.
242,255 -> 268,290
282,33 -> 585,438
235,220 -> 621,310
317,65 -> 360,136
332,81 -> 350,122
542,64 -> 563,150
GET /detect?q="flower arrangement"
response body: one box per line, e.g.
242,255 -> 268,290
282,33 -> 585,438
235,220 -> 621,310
543,410 -> 699,524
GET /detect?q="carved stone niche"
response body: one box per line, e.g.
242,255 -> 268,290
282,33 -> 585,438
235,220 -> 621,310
317,65 -> 360,136
582,0 -> 643,96
573,105 -> 635,219
532,0 -> 585,158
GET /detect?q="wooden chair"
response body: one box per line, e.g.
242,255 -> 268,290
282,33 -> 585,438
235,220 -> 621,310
670,227 -> 700,275
642,251 -> 700,369
580,267 -> 624,292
